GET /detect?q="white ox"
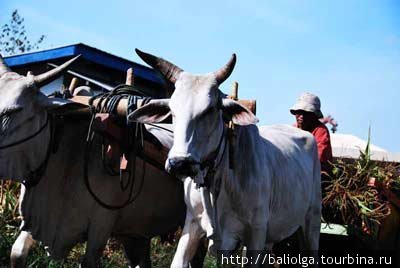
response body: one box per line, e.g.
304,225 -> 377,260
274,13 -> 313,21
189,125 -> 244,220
0,55 -> 187,267
129,50 -> 322,267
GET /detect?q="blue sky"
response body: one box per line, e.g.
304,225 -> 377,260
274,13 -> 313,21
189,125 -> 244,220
2,0 -> 400,152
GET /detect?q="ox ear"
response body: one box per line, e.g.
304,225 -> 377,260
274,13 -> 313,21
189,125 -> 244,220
221,98 -> 259,126
127,99 -> 171,124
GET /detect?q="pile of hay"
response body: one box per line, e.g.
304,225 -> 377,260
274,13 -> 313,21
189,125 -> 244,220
322,142 -> 400,238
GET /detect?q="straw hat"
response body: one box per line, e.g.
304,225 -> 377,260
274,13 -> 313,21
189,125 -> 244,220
290,92 -> 323,118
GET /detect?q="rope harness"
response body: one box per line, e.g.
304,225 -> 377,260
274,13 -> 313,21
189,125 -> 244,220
0,112 -> 55,188
24,115 -> 54,188
193,126 -> 228,189
84,84 -> 152,210
195,125 -> 229,246
0,114 -> 50,150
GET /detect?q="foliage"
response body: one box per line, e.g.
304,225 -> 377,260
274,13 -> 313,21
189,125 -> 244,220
322,130 -> 400,238
0,181 -> 20,266
0,10 -> 45,56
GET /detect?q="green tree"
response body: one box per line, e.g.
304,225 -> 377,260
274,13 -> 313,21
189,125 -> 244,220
0,9 -> 45,56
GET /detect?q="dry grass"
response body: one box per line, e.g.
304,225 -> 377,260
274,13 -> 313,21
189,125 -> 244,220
322,136 -> 400,238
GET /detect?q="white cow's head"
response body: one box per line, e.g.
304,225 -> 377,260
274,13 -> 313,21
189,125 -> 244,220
0,54 -> 80,182
129,49 -> 258,180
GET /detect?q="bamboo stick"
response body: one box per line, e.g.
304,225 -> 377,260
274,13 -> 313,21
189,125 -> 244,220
231,81 -> 238,100
69,77 -> 79,95
126,68 -> 134,86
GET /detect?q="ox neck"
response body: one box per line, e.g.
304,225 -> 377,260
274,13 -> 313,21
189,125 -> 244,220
220,124 -> 264,191
22,114 -> 54,187
0,112 -> 53,187
200,125 -> 227,172
0,113 -> 50,150
199,126 -> 232,216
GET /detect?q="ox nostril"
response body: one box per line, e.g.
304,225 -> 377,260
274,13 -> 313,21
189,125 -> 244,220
168,158 -> 178,170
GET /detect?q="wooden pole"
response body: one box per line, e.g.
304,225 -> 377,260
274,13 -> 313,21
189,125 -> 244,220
69,77 -> 79,95
231,81 -> 239,100
228,81 -> 239,169
126,68 -> 134,86
70,96 -> 255,117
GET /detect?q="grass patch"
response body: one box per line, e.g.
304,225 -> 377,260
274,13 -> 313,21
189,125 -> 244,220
0,181 -> 217,267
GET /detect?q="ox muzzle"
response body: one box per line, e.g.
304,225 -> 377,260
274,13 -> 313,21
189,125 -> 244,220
166,156 -> 201,179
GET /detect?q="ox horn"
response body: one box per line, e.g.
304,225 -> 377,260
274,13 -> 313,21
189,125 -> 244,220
0,54 -> 11,77
33,55 -> 81,87
213,54 -> 236,85
135,49 -> 183,84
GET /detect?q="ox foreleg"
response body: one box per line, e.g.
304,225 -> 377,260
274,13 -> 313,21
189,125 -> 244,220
302,208 -> 320,267
300,159 -> 322,267
246,228 -> 268,268
171,213 -> 205,268
10,230 -> 36,268
81,213 -> 115,268
120,237 -> 151,268
190,237 -> 208,268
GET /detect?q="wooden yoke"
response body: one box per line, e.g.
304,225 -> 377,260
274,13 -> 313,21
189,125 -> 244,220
70,97 -> 255,118
69,78 -> 257,172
